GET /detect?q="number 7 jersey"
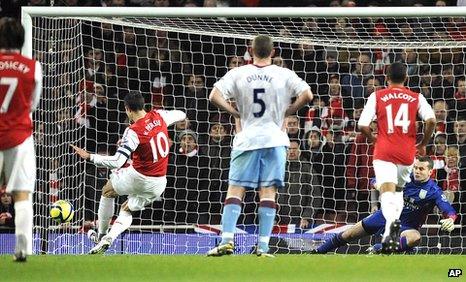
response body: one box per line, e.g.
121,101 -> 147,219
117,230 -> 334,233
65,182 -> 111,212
0,52 -> 42,150
358,86 -> 435,165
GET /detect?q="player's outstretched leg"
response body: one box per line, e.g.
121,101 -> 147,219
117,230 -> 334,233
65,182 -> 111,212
310,233 -> 348,254
89,209 -> 133,255
96,183 -> 116,240
381,219 -> 401,254
207,196 -> 243,256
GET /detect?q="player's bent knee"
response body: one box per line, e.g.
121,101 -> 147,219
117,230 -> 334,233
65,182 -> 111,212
259,186 -> 277,200
102,182 -> 118,198
12,191 -> 30,202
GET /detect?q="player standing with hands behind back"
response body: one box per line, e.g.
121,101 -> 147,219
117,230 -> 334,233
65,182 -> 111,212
207,35 -> 313,257
358,62 -> 436,253
0,18 -> 42,262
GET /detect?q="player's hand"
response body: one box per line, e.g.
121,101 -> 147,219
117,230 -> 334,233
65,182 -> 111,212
440,218 -> 455,232
416,144 -> 426,156
299,218 -> 309,229
70,144 -> 90,160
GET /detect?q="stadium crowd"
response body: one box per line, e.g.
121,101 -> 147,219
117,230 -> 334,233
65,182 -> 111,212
0,0 -> 464,235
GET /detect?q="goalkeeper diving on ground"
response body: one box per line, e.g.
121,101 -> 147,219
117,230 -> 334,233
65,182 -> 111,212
311,156 -> 457,254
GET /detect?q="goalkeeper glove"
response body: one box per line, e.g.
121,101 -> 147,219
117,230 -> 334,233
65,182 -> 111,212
440,218 -> 455,232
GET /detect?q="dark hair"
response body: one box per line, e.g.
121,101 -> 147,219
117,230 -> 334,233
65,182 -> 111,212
124,92 -> 145,111
0,18 -> 24,50
252,35 -> 273,59
416,156 -> 434,169
387,62 -> 407,84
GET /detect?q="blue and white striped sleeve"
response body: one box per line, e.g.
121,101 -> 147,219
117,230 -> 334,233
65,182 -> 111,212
90,128 -> 140,169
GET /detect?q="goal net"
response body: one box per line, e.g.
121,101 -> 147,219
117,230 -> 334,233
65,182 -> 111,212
20,7 -> 465,255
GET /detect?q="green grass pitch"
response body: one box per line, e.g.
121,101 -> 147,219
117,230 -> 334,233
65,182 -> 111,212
2,254 -> 465,282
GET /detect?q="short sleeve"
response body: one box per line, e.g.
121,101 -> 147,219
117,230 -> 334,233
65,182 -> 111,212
31,61 -> 42,111
118,128 -> 139,156
287,70 -> 310,97
358,92 -> 377,127
157,110 -> 186,126
417,94 -> 435,121
213,69 -> 237,100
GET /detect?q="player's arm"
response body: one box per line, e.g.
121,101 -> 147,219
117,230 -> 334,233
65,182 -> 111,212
31,61 -> 43,112
357,92 -> 377,144
417,94 -> 436,156
209,87 -> 240,118
70,128 -> 139,169
157,109 -> 187,126
285,70 -> 313,117
435,191 -> 458,232
285,89 -> 313,117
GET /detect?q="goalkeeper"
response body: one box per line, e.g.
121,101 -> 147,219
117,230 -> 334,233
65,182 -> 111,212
312,156 -> 457,254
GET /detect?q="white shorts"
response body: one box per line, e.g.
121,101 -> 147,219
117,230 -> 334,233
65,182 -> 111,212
110,165 -> 166,211
0,136 -> 36,193
373,159 -> 413,189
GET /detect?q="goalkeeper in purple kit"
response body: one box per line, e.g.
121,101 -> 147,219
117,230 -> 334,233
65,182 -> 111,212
312,156 -> 457,254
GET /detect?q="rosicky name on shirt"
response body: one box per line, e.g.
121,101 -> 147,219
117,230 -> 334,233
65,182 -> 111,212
0,61 -> 30,73
380,92 -> 417,103
143,119 -> 161,135
246,74 -> 273,83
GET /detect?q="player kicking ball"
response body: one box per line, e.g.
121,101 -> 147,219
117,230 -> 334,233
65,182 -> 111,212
71,92 -> 185,254
358,62 -> 436,253
207,35 -> 313,257
311,156 -> 457,254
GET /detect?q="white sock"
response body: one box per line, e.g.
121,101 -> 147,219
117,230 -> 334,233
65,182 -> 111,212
107,210 -> 132,242
380,192 -> 397,240
98,196 -> 114,235
394,191 -> 404,219
15,200 -> 33,255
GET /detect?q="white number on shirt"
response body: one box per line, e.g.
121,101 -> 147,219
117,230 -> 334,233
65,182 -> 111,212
385,103 -> 410,134
0,77 -> 18,113
149,131 -> 169,162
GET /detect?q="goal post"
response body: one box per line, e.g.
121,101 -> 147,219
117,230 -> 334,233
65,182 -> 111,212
19,6 -> 465,255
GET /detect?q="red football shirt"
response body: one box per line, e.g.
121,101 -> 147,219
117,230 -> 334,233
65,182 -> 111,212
0,52 -> 42,150
358,86 -> 435,165
120,110 -> 170,177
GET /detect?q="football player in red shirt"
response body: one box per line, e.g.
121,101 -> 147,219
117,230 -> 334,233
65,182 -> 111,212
0,18 -> 42,262
71,92 -> 185,254
358,62 -> 436,253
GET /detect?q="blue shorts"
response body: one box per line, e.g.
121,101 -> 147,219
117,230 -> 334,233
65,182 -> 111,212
361,211 -> 414,236
228,146 -> 286,189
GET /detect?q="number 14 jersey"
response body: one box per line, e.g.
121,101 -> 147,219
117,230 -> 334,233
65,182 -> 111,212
358,86 -> 435,165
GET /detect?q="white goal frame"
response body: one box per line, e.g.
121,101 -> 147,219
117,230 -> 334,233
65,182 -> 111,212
19,6 -> 464,253
21,6 -> 466,58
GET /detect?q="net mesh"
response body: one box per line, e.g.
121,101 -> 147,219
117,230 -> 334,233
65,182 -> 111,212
29,14 -> 465,255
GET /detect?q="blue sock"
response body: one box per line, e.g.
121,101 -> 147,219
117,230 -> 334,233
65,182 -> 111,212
371,243 -> 382,253
220,198 -> 242,245
257,201 -> 276,253
397,236 -> 413,253
316,233 -> 347,254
